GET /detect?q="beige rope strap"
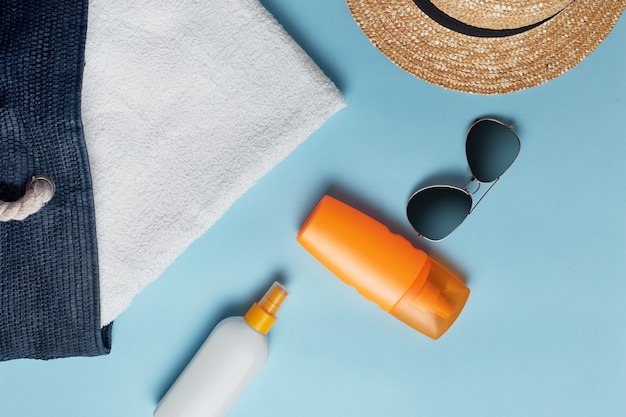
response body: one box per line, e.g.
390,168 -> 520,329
0,176 -> 55,222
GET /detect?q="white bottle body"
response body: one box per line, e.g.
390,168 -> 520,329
154,317 -> 269,417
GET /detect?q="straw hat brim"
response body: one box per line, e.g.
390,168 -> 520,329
347,0 -> 626,94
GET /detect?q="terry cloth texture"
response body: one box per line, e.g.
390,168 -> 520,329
82,0 -> 346,325
0,1 -> 111,360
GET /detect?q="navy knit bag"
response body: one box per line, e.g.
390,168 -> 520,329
0,0 -> 111,360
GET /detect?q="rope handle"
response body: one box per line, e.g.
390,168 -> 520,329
0,176 -> 55,222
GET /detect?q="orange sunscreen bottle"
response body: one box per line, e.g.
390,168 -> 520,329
297,195 -> 469,339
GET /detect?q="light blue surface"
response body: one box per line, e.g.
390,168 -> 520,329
2,1 -> 626,416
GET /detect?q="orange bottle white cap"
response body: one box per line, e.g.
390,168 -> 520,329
297,195 -> 469,339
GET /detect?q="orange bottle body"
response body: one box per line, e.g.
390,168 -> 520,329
297,195 -> 469,339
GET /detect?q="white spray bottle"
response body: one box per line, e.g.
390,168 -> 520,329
154,282 -> 288,417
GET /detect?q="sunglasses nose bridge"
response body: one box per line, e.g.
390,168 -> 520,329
463,177 -> 480,194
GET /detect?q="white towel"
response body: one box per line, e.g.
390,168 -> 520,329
82,0 -> 345,325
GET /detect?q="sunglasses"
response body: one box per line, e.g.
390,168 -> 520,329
406,118 -> 521,241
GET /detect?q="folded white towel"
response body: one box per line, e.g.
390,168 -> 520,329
82,0 -> 345,325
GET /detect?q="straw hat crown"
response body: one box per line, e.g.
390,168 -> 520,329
347,0 -> 626,94
431,0 -> 573,30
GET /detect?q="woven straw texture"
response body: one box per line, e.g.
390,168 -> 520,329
346,0 -> 626,94
0,0 -> 111,360
431,0 -> 573,30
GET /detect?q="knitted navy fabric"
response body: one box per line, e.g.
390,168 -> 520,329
0,0 -> 111,360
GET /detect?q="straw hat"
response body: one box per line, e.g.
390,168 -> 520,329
346,0 -> 626,94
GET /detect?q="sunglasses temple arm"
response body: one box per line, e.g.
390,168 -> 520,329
468,177 -> 499,214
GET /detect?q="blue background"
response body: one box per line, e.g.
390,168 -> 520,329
2,1 -> 625,416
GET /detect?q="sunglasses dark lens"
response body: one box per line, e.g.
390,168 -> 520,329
466,119 -> 520,183
406,186 -> 472,241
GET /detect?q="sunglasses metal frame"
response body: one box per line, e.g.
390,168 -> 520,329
407,117 -> 521,242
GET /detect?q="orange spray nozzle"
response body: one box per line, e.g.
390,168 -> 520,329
258,282 -> 288,316
412,280 -> 454,319
244,282 -> 288,335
